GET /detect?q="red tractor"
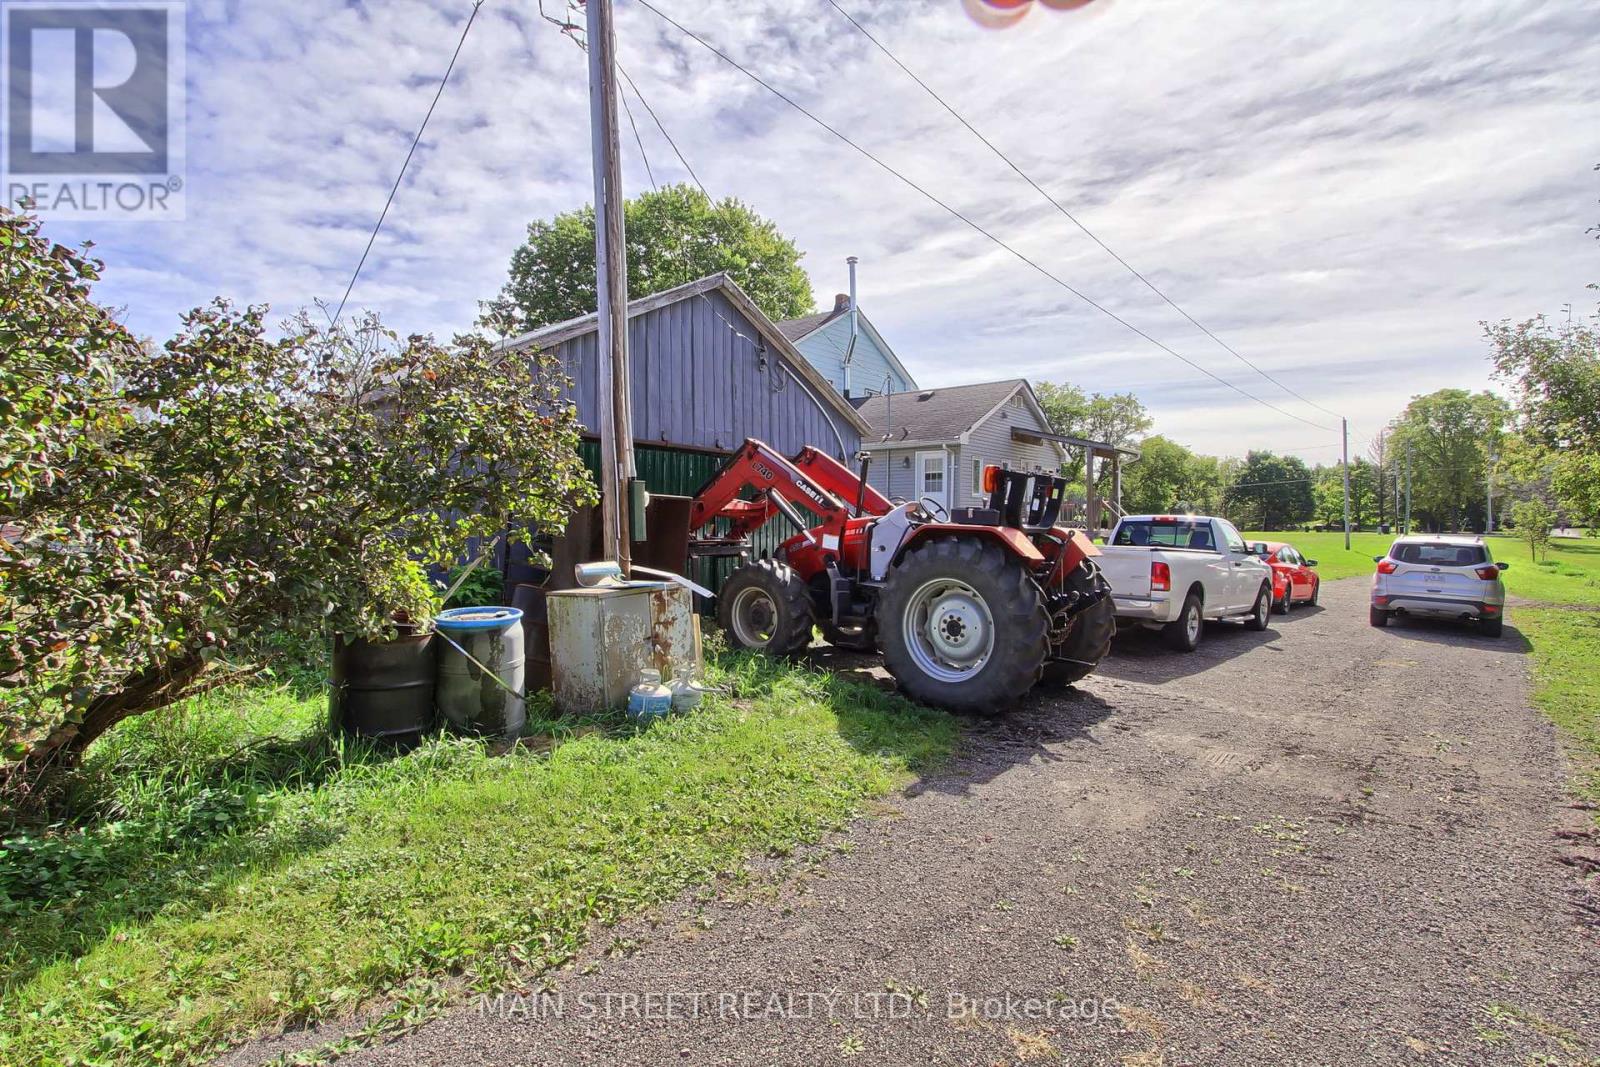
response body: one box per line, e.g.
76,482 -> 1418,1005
687,439 -> 1114,712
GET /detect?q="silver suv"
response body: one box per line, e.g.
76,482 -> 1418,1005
1370,535 -> 1509,637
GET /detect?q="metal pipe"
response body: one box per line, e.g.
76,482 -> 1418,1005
843,256 -> 859,398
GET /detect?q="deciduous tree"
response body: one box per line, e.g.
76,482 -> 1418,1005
1387,389 -> 1508,531
488,183 -> 813,331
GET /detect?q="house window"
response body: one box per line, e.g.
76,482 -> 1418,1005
972,458 -> 984,499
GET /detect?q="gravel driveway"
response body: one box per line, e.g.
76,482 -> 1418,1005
320,579 -> 1599,1065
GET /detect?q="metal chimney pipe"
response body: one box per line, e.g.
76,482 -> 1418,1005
843,256 -> 859,398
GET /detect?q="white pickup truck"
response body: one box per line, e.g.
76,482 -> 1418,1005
1096,514 -> 1275,651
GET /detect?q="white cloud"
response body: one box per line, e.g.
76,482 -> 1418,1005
37,0 -> 1600,463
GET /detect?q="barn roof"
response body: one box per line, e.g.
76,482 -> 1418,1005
498,274 -> 871,437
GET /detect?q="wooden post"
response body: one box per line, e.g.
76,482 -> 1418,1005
1084,446 -> 1098,533
586,0 -> 635,573
1114,452 -> 1123,516
1341,417 -> 1351,549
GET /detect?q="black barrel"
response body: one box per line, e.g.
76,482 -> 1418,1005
330,631 -> 437,741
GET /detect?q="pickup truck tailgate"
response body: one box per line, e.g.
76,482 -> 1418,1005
1096,547 -> 1152,597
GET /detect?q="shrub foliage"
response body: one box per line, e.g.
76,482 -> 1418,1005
1,206 -> 595,776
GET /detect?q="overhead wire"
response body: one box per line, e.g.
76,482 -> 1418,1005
536,8 -> 849,457
630,0 -> 1336,434
823,0 -> 1344,424
333,0 -> 485,326
617,64 -> 708,197
619,90 -> 657,190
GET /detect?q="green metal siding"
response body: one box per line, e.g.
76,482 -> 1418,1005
578,441 -> 750,598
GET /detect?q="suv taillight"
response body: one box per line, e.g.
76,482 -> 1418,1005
1151,561 -> 1171,592
1376,559 -> 1397,574
1474,565 -> 1499,580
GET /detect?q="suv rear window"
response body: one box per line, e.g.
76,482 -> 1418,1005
1391,542 -> 1488,566
1114,519 -> 1215,550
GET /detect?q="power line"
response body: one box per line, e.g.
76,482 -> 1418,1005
825,0 -> 1344,425
534,12 -> 847,457
540,0 -> 696,197
617,64 -> 708,197
631,0 -> 1335,434
619,88 -> 657,190
1228,462 -> 1484,491
334,0 -> 485,326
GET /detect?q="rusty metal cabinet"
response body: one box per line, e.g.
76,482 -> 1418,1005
546,584 -> 701,714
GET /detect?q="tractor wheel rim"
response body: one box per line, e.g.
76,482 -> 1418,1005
903,578 -> 994,683
1186,605 -> 1201,644
730,587 -> 778,647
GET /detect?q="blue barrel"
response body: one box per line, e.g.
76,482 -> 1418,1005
434,607 -> 525,738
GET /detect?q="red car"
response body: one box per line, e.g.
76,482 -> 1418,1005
1252,541 -> 1322,613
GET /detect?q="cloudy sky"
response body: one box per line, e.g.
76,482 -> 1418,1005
39,0 -> 1600,462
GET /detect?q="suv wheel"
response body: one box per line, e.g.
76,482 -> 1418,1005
1479,615 -> 1504,638
1369,606 -> 1389,628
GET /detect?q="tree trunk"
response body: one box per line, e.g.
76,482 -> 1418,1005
29,654 -> 208,765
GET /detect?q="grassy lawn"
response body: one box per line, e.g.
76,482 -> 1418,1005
1517,607 -> 1600,812
0,653 -> 955,1066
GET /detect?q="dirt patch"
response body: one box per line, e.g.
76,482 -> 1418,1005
242,580 -> 1599,1066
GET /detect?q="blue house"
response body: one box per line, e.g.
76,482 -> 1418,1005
777,261 -> 917,401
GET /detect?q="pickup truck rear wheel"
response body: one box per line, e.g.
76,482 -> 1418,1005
1244,583 -> 1271,631
880,537 -> 1049,713
1163,593 -> 1204,652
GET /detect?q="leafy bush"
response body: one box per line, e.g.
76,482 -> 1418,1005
0,205 -> 597,777
441,562 -> 506,610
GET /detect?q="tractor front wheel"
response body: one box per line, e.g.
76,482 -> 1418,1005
879,537 -> 1049,714
718,560 -> 814,657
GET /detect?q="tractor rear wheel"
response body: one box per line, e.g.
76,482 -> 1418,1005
718,560 -> 814,657
879,537 -> 1049,714
1040,563 -> 1115,687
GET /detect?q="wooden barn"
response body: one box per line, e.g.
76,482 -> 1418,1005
493,273 -> 871,593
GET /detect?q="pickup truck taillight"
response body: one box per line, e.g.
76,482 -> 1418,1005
1376,559 -> 1397,574
1474,565 -> 1500,580
1151,561 -> 1171,592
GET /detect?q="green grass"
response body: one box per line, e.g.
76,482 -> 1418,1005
1244,529 -> 1600,603
1518,607 -> 1600,814
0,653 -> 956,1065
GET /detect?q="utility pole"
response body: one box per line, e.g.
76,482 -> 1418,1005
1341,418 -> 1351,550
1486,451 -> 1497,534
1394,460 -> 1402,532
586,0 -> 635,573
1404,448 -> 1412,534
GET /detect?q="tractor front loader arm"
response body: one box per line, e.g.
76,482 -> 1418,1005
688,439 -> 854,545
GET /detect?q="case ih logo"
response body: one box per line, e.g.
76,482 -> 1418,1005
2,1 -> 186,220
